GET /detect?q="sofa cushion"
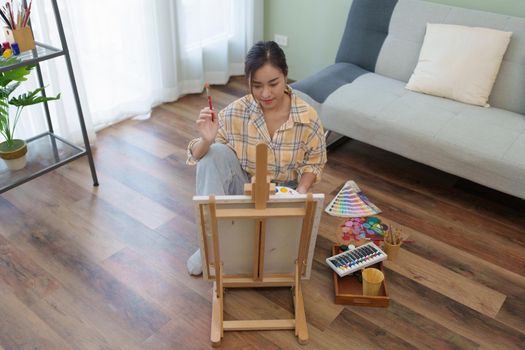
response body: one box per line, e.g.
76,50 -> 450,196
504,134 -> 525,171
406,24 -> 512,107
290,62 -> 369,104
335,0 -> 398,71
310,73 -> 525,197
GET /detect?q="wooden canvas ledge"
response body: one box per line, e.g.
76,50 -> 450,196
193,144 -> 324,346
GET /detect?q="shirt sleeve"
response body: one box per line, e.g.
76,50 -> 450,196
296,117 -> 327,183
185,109 -> 228,165
185,137 -> 202,165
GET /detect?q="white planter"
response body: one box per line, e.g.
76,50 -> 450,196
3,154 -> 27,170
0,139 -> 28,171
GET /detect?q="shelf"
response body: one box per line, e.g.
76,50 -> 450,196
0,42 -> 64,73
0,0 -> 98,194
0,132 -> 86,193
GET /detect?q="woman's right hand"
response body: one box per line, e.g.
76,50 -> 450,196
196,107 -> 219,143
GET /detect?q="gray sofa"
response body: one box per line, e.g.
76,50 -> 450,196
292,0 -> 525,199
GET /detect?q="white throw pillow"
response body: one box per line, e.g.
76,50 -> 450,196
406,23 -> 512,107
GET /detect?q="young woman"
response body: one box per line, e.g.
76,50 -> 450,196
186,41 -> 327,275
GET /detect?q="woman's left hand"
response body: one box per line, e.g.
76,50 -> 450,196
296,173 -> 316,194
296,186 -> 308,194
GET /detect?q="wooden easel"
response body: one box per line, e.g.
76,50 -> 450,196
201,143 -> 316,346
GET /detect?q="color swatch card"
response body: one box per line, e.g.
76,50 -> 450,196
325,181 -> 381,217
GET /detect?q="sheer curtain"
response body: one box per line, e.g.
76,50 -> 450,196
15,0 -> 262,144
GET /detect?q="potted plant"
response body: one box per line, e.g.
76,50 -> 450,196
0,57 -> 60,170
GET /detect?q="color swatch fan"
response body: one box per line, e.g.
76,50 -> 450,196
325,181 -> 381,217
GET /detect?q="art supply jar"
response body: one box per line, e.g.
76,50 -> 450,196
383,240 -> 402,261
362,268 -> 384,296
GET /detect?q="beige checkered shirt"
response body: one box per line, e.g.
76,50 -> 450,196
187,88 -> 326,183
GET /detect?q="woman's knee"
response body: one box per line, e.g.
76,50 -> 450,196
208,143 -> 232,156
198,143 -> 236,167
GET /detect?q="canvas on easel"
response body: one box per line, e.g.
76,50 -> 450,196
193,143 -> 324,346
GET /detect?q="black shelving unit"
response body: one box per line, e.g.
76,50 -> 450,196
0,0 -> 98,193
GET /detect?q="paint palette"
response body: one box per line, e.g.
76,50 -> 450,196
325,181 -> 381,217
338,216 -> 388,246
273,186 -> 299,196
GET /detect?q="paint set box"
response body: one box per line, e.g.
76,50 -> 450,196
331,245 -> 390,307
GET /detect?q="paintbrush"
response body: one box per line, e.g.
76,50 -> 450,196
0,8 -> 11,28
204,82 -> 214,122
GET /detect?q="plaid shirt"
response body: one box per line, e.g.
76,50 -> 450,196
187,86 -> 327,183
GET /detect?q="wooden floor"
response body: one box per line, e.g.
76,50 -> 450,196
1,76 -> 524,349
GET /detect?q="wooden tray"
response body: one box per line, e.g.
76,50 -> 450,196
332,246 -> 390,307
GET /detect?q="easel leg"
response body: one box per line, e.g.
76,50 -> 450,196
220,266 -> 224,338
210,198 -> 223,346
294,261 -> 309,344
211,282 -> 223,347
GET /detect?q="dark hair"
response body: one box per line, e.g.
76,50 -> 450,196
244,41 -> 288,83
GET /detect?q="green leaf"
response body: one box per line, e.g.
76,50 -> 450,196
9,88 -> 61,107
0,60 -> 34,87
0,81 -> 21,99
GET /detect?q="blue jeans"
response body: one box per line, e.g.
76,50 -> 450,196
195,143 -> 250,196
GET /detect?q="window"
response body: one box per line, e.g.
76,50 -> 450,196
178,0 -> 234,51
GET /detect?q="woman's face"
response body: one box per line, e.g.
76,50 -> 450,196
250,63 -> 287,111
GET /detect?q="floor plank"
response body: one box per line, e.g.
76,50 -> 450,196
59,156 -> 177,230
349,300 -> 479,349
0,235 -> 61,307
30,288 -> 141,350
388,271 -> 525,349
384,249 -> 506,318
0,289 -> 73,350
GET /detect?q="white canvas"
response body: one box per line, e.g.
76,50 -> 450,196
194,193 -> 324,280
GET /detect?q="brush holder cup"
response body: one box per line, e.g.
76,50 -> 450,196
383,240 -> 402,261
3,26 -> 35,52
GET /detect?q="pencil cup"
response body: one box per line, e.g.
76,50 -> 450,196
362,268 -> 384,296
3,26 -> 35,52
383,240 -> 402,261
